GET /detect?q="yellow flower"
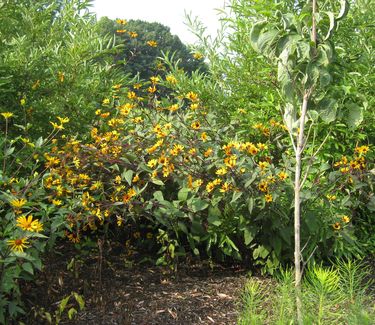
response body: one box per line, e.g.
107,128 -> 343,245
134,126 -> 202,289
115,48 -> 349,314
10,198 -> 27,209
258,161 -> 269,170
7,238 -> 29,252
224,155 -> 237,168
278,171 -> 288,180
204,148 -> 213,157
193,179 -> 203,188
332,222 -> 341,230
132,174 -> 140,183
58,72 -> 64,83
52,199 -> 62,206
220,182 -> 231,193
248,145 -> 259,155
146,232 -> 153,239
355,145 -> 369,155
206,182 -> 215,193
341,215 -> 350,223
166,75 -> 177,84
257,143 -> 268,151
1,112 -> 14,119
150,76 -> 160,84
102,98 -> 110,105
114,175 -> 122,184
16,215 -> 43,232
50,121 -> 64,130
116,19 -> 127,25
16,215 -> 34,231
128,31 -> 138,38
57,116 -> 69,124
193,52 -> 203,60
191,121 -> 201,130
265,194 -> 273,202
216,167 -> 228,176
213,178 -> 222,185
147,40 -> 158,47
258,181 -> 268,193
127,91 -> 137,99
116,29 -> 127,33
326,194 -> 337,201
201,132 -> 207,141
186,91 -> 199,102
147,159 -> 158,168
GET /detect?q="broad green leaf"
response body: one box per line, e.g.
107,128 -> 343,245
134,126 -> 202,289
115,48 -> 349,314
344,102 -> 363,128
324,11 -> 336,40
318,98 -> 338,123
244,227 -> 256,245
123,169 -> 133,186
178,188 -> 190,201
22,262 -> 34,275
153,191 -> 164,202
191,198 -> 209,212
337,0 -> 349,20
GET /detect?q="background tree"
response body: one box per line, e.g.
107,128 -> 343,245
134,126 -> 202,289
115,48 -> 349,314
0,0 -> 126,137
96,17 -> 208,80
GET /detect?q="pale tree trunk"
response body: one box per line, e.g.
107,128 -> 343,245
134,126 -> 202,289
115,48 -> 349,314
295,91 -> 309,324
294,0 -> 317,323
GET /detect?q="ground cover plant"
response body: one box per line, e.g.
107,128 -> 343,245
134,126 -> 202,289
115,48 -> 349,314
0,0 -> 374,323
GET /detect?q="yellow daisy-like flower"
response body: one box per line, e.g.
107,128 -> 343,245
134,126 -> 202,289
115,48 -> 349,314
116,29 -> 127,33
258,161 -> 269,170
204,148 -> 213,157
10,198 -> 27,209
191,121 -> 201,130
128,31 -> 138,38
166,75 -> 177,84
206,182 -> 215,193
332,222 -> 341,230
116,19 -> 127,25
132,174 -> 140,183
224,155 -> 236,168
265,194 -> 273,202
52,199 -> 62,206
147,159 -> 158,168
326,194 -> 337,201
1,112 -> 14,119
147,40 -> 158,47
354,145 -> 369,155
193,52 -> 203,60
7,238 -> 30,252
201,132 -> 207,141
220,182 -> 231,193
16,215 -> 34,231
186,91 -> 199,102
278,171 -> 288,180
216,167 -> 228,176
258,181 -> 268,193
341,215 -> 350,223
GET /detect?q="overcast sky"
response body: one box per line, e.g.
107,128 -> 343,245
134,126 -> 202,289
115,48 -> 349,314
91,0 -> 227,44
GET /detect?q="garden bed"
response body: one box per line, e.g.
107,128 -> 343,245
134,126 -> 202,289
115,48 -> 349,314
21,245 -> 254,324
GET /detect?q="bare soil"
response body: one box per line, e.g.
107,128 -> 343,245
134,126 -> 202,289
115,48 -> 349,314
21,244 -> 254,325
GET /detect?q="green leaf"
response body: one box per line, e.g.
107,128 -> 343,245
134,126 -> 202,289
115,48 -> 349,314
208,206 -> 222,226
250,21 -> 267,52
4,147 -> 15,156
344,102 -> 363,128
151,179 -> 164,186
337,0 -> 349,20
68,307 -> 77,320
153,191 -> 164,202
191,198 -> 209,212
73,292 -> 85,310
231,191 -> 242,204
244,227 -> 256,245
248,197 -> 254,215
283,103 -> 297,131
22,262 -> 34,275
318,98 -> 338,123
178,188 -> 190,201
324,11 -> 336,40
123,170 -> 133,186
59,295 -> 70,313
35,137 -> 43,148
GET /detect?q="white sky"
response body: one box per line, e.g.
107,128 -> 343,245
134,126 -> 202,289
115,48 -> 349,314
91,0 -> 227,44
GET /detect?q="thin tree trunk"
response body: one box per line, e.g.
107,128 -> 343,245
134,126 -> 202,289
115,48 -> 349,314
295,91 -> 310,324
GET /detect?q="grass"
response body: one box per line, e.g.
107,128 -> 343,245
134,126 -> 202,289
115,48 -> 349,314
237,259 -> 375,324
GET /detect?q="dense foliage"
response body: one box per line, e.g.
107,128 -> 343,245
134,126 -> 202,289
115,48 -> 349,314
0,0 -> 373,323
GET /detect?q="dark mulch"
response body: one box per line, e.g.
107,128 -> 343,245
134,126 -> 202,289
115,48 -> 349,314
21,245 -> 253,325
